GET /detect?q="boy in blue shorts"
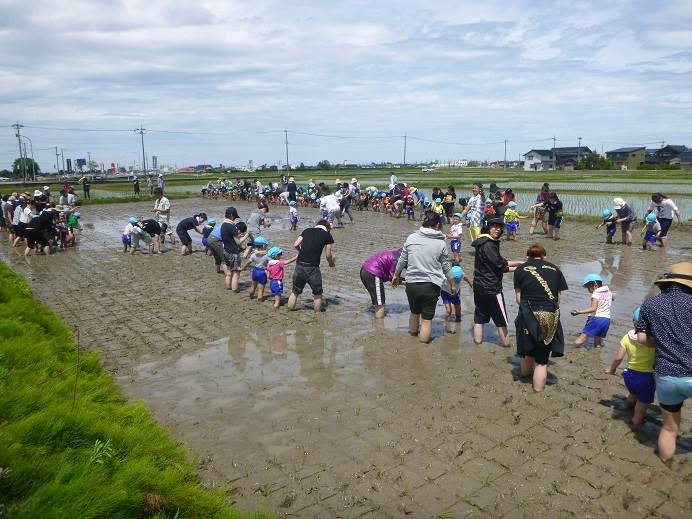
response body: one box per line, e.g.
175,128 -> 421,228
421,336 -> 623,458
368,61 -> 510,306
440,265 -> 473,332
242,236 -> 269,301
607,307 -> 655,425
201,218 -> 216,255
596,209 -> 617,244
266,246 -> 299,308
640,213 -> 661,251
405,196 -> 415,220
289,201 -> 298,231
122,216 -> 138,253
447,213 -> 464,264
572,273 -> 613,349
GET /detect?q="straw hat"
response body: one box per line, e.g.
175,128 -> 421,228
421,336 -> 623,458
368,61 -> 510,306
654,262 -> 692,290
613,197 -> 626,210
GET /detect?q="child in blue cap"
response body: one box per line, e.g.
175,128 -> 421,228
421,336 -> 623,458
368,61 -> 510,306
447,213 -> 464,264
266,246 -> 299,308
241,235 -> 269,301
440,265 -> 473,332
201,218 -> 216,255
596,209 -> 617,244
288,200 -> 298,231
640,213 -> 661,251
122,216 -> 138,253
572,273 -> 613,349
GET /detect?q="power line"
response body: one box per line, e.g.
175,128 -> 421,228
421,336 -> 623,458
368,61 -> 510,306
21,124 -> 132,132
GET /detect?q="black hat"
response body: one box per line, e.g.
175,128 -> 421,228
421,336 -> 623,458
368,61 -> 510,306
225,207 -> 239,219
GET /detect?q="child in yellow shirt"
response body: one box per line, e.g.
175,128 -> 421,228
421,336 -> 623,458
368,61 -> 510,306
607,307 -> 655,425
431,198 -> 444,215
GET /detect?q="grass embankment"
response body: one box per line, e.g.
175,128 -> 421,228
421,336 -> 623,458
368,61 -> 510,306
0,262 -> 265,519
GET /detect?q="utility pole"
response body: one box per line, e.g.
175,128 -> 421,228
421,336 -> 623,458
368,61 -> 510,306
284,129 -> 290,172
55,146 -> 61,174
577,136 -> 582,164
12,121 -> 26,183
660,140 -> 665,148
22,138 -> 35,180
503,138 -> 507,170
134,126 -> 147,175
403,134 -> 407,166
552,135 -> 557,171
60,148 -> 65,172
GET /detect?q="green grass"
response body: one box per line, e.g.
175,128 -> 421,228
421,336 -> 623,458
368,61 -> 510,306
0,262 -> 267,519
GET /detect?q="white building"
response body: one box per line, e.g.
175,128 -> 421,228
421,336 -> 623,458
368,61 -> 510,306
523,149 -> 553,171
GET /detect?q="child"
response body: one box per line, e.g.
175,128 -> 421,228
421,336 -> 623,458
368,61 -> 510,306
266,246 -> 298,308
440,265 -> 473,332
66,210 -> 81,246
242,236 -> 269,301
431,198 -> 444,215
201,218 -> 216,255
289,200 -> 298,231
596,209 -> 617,244
572,273 -> 613,349
122,216 -> 138,253
607,307 -> 655,425
405,196 -> 415,221
503,201 -> 525,241
641,213 -> 661,251
447,213 -> 464,264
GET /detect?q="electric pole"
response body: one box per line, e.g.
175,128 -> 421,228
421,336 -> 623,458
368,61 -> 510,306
60,148 -> 65,173
12,121 -> 25,183
577,136 -> 582,164
403,134 -> 407,166
134,126 -> 147,176
55,146 -> 61,174
284,129 -> 290,172
503,138 -> 507,170
552,135 -> 557,171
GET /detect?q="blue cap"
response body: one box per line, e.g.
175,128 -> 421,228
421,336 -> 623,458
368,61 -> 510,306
508,201 -> 517,208
267,246 -> 283,258
128,216 -> 137,224
289,200 -> 297,206
451,265 -> 464,282
632,306 -> 641,323
646,213 -> 656,223
253,236 -> 268,247
582,273 -> 603,286
434,198 -> 442,203
207,218 -> 216,225
453,212 -> 464,218
602,209 -> 612,218
73,211 -> 81,218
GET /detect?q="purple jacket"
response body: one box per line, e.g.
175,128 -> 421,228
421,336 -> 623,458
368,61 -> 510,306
362,250 -> 399,282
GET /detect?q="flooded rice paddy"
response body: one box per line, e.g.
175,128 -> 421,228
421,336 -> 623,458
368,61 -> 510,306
1,199 -> 691,518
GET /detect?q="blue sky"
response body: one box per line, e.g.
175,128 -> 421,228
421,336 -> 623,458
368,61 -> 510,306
2,0 -> 692,171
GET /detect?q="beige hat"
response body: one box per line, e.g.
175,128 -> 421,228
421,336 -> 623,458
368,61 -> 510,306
654,262 -> 692,290
613,197 -> 626,210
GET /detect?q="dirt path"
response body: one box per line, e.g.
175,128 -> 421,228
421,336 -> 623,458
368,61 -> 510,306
1,199 -> 691,518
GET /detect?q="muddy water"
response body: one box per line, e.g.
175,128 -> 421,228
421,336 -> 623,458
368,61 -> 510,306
1,199 -> 691,518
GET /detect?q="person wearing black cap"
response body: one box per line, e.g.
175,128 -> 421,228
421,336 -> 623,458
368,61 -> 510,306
471,218 -> 522,347
217,207 -> 249,292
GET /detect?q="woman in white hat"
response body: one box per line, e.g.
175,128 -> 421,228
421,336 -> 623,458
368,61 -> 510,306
613,197 -> 636,245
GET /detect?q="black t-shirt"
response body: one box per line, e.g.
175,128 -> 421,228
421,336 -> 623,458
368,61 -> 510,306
28,210 -> 54,232
177,216 -> 198,231
513,259 -> 568,303
140,219 -> 161,236
287,181 -> 297,193
220,221 -> 240,254
297,227 -> 334,267
546,200 -> 563,217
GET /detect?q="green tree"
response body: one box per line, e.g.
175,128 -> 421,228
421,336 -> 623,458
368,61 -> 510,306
317,159 -> 331,169
12,157 -> 41,179
298,162 -> 306,170
87,160 -> 99,173
576,153 -> 614,170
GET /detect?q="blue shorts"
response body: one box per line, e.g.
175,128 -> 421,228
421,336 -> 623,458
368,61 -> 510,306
623,369 -> 655,404
406,208 -> 414,216
122,235 -> 131,246
655,375 -> 692,407
440,290 -> 460,305
322,210 -> 329,219
506,221 -> 518,233
290,216 -> 298,226
582,316 -> 610,338
644,230 -> 657,244
270,279 -> 283,295
251,267 -> 267,285
450,240 -> 461,253
202,236 -> 209,247
606,225 -> 616,237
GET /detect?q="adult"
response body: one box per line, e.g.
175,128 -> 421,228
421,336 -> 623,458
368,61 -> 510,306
157,173 -> 165,192
24,207 -> 55,257
393,211 -> 455,343
133,176 -> 140,196
66,189 -> 77,207
647,193 -> 682,247
340,182 -> 355,224
132,218 -> 162,254
514,244 -> 568,392
529,183 -> 550,235
319,187 -> 342,227
636,262 -> 692,465
81,177 -> 91,200
442,185 -> 456,224
146,176 -> 154,195
218,207 -> 249,292
152,187 -> 171,244
360,249 -> 401,319
247,203 -> 271,235
287,219 -> 336,312
286,177 -> 298,203
461,182 -> 484,241
613,197 -> 636,245
176,213 -> 208,256
471,218 -> 522,347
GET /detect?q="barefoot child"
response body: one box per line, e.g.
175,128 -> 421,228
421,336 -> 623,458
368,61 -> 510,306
607,307 -> 655,425
242,236 -> 269,301
122,216 -> 138,253
447,213 -> 464,264
596,209 -> 617,244
503,201 -> 524,241
641,213 -> 661,251
66,210 -> 81,246
266,246 -> 298,308
405,196 -> 415,220
572,273 -> 612,349
201,218 -> 216,255
440,265 -> 473,332
289,200 -> 298,231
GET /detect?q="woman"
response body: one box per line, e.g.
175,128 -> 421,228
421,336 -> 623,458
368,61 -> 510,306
647,193 -> 682,247
442,185 -> 456,224
636,262 -> 692,465
471,217 -> 522,347
514,244 -> 568,392
613,197 -> 636,245
360,249 -> 401,319
529,183 -> 550,235
393,211 -> 455,343
462,182 -> 484,241
175,212 -> 207,256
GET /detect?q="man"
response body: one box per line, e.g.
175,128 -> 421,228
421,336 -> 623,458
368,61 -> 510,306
146,176 -> 154,195
319,187 -> 343,228
157,173 -> 165,192
133,176 -> 140,196
288,219 -> 336,312
218,207 -> 249,292
286,177 -> 298,203
152,187 -> 172,245
81,177 -> 91,200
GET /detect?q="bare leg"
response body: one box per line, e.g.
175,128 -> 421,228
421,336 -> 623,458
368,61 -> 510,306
532,363 -> 548,392
419,318 -> 433,343
473,323 -> 483,344
374,304 -> 385,319
287,292 -> 297,310
658,408 -> 681,464
575,333 -> 588,347
497,326 -> 511,347
258,284 -> 265,302
313,295 -> 322,312
409,313 -> 421,336
520,356 -> 534,376
230,271 -> 240,292
632,401 -> 648,425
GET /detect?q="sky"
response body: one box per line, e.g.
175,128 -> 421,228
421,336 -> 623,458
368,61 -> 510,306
2,0 -> 692,171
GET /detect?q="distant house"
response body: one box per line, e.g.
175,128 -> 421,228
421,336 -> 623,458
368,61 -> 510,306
680,151 -> 692,170
644,149 -> 660,164
606,147 -> 646,170
523,146 -> 592,171
552,147 -> 592,168
656,145 -> 688,164
523,149 -> 552,171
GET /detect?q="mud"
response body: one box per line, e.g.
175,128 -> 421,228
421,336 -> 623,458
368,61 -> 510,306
1,199 -> 691,518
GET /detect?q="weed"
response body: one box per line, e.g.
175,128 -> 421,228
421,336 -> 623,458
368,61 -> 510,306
88,438 -> 114,465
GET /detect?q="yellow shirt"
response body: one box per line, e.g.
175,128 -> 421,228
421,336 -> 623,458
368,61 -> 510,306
620,331 -> 654,372
432,203 -> 444,214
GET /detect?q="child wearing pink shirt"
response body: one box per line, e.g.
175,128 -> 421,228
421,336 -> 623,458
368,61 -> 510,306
266,247 -> 298,308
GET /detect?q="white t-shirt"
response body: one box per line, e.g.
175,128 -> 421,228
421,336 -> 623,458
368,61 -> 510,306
320,194 -> 340,212
289,206 -> 298,217
20,207 -> 34,224
592,285 -> 612,318
123,222 -> 135,236
154,196 -> 171,223
648,198 -> 678,220
66,192 -> 76,205
450,223 -> 464,239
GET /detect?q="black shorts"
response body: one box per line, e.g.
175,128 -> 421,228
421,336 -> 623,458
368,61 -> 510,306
13,224 -> 23,237
443,203 -> 455,217
405,282 -> 440,321
360,268 -> 385,306
621,220 -> 634,233
292,263 -> 323,296
26,230 -> 49,248
548,215 -> 562,228
176,225 -> 192,245
521,346 -> 551,365
658,218 -> 673,237
473,292 -> 508,326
